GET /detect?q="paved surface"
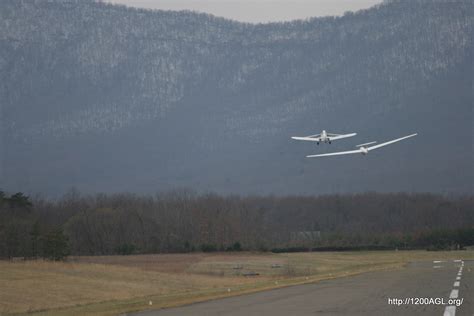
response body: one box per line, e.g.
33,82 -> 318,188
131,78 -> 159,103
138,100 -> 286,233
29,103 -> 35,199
132,260 -> 473,316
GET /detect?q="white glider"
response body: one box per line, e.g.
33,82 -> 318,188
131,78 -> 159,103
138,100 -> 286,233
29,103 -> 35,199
306,133 -> 417,158
291,130 -> 356,145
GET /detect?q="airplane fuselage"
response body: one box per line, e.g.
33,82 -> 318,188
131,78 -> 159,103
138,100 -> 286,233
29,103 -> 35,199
319,130 -> 331,144
291,130 -> 357,145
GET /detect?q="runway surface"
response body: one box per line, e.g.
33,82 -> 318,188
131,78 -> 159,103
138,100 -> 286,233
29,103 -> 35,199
132,259 -> 472,316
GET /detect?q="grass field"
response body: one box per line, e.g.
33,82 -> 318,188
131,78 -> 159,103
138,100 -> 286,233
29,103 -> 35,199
1,250 -> 473,315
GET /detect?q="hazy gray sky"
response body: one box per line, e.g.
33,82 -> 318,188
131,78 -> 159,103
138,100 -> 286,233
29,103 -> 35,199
105,0 -> 383,23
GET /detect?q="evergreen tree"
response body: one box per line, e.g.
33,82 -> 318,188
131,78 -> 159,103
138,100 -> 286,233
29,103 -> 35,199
42,228 -> 70,261
8,193 -> 32,209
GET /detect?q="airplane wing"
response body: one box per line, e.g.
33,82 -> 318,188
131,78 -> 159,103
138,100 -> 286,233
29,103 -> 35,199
306,149 -> 362,158
356,141 -> 377,147
367,133 -> 417,151
291,135 -> 321,141
305,133 -> 417,158
328,133 -> 357,141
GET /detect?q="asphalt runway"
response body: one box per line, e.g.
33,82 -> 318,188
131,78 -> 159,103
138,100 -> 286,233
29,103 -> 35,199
132,259 -> 472,316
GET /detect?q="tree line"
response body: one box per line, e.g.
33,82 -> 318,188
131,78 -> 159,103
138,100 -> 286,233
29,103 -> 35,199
0,190 -> 472,260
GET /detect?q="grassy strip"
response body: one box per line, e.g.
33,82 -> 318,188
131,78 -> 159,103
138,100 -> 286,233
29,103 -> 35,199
3,250 -> 473,316
26,262 -> 404,316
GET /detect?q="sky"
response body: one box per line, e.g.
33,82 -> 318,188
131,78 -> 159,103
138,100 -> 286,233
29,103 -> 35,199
105,0 -> 383,23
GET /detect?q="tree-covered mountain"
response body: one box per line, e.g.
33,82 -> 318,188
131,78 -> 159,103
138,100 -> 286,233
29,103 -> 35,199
1,0 -> 472,196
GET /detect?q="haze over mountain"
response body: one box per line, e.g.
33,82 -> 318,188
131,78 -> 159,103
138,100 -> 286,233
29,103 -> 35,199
105,0 -> 383,23
1,0 -> 472,196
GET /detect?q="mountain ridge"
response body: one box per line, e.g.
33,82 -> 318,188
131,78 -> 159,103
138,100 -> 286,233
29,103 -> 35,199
1,0 -> 472,196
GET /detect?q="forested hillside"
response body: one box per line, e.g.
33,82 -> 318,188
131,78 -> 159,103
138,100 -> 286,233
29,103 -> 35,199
1,191 -> 473,258
0,0 -> 472,195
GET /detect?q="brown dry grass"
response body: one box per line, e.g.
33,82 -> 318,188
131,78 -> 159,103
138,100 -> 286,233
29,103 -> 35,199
69,253 -> 209,274
1,250 -> 473,316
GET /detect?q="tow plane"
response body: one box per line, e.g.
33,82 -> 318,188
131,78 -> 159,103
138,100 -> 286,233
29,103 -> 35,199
291,130 -> 356,145
306,133 -> 417,158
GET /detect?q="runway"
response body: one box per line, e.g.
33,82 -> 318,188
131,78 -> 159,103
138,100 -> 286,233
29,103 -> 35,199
132,259 -> 472,316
